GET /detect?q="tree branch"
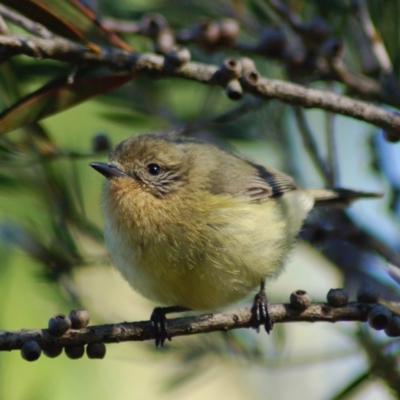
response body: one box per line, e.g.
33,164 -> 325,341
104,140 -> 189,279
293,105 -> 332,182
0,5 -> 53,39
103,14 -> 396,107
354,0 -> 392,75
0,302 -> 382,351
1,34 -> 399,138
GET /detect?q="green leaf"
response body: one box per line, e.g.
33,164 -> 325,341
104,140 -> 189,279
0,0 -> 133,51
0,173 -> 18,189
329,369 -> 371,400
0,70 -> 136,134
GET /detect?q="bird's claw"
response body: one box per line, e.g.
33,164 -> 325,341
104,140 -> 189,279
151,307 -> 171,347
251,288 -> 273,334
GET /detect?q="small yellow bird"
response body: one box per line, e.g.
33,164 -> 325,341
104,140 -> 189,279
90,133 -> 380,346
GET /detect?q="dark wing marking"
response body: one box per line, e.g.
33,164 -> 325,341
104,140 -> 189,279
242,174 -> 274,200
251,163 -> 299,196
202,143 -> 299,201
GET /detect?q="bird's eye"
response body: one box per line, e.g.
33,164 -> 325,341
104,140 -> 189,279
147,163 -> 161,176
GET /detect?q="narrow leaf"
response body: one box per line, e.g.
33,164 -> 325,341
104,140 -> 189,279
68,0 -> 134,51
329,369 -> 370,400
0,70 -> 136,134
0,0 -> 133,52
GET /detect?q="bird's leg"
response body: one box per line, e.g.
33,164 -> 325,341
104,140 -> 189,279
150,306 -> 191,347
251,281 -> 273,334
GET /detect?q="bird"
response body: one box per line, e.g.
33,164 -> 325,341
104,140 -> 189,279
90,132 -> 381,346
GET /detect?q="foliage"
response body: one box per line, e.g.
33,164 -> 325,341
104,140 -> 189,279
0,1 -> 400,399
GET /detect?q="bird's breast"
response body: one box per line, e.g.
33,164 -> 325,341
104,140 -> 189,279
101,180 -> 313,310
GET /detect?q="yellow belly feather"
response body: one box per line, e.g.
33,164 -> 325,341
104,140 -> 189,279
103,179 -> 312,310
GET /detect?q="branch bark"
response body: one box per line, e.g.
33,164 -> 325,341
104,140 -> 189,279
0,5 -> 53,38
0,302 -> 379,351
1,34 -> 399,138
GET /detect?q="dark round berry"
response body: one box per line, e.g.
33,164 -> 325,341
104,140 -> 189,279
65,345 -> 85,359
192,18 -> 220,48
304,17 -> 331,45
154,29 -> 175,54
69,309 -> 90,329
385,315 -> 400,337
87,343 -> 106,359
21,340 -> 42,362
383,129 -> 400,143
43,345 -> 63,358
290,290 -> 312,311
241,70 -> 260,87
327,288 -> 349,307
368,304 -> 392,330
257,28 -> 286,58
48,314 -> 72,337
140,13 -> 167,38
218,58 -> 242,81
91,133 -> 111,152
147,163 -> 161,175
225,80 -> 243,101
320,38 -> 344,60
357,286 -> 379,303
218,19 -> 239,46
165,46 -> 191,66
239,57 -> 256,72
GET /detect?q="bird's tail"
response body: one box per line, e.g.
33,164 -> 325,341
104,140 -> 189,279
306,188 -> 383,207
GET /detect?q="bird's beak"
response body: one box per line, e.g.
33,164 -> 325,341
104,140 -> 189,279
90,162 -> 126,179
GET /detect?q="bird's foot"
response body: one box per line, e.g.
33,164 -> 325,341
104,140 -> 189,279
150,306 -> 190,347
150,307 -> 171,348
251,287 -> 273,334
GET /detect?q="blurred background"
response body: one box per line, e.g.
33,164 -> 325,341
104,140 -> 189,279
1,0 -> 400,399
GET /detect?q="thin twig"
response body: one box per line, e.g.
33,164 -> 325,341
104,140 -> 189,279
265,0 -> 304,34
351,0 -> 400,107
355,0 -> 392,74
326,82 -> 339,186
0,5 -> 53,39
293,106 -> 331,182
0,13 -> 10,35
101,17 -> 141,34
357,327 -> 400,397
0,302 -> 381,351
102,13 -> 393,106
265,0 -> 399,106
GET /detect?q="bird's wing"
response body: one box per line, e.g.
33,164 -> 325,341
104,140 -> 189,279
207,150 -> 299,202
242,162 -> 299,200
